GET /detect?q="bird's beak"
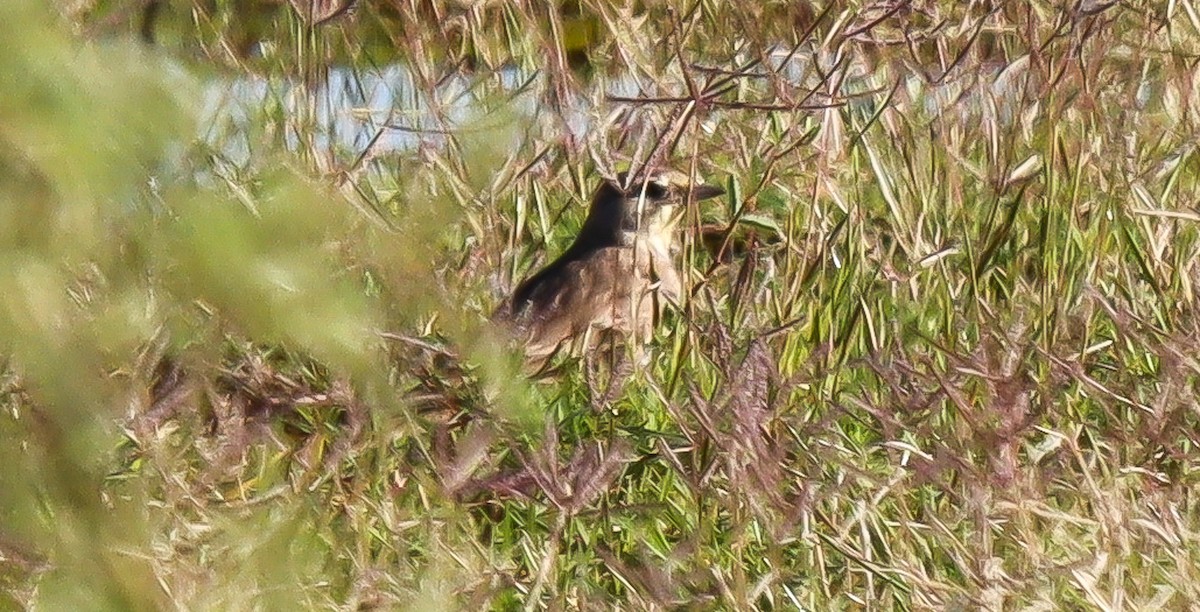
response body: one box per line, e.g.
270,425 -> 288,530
688,184 -> 725,201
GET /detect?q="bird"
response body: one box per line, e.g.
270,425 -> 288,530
496,169 -> 724,369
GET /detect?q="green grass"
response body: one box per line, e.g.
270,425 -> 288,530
4,0 -> 1200,609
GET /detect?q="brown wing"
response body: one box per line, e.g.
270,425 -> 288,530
515,247 -> 629,360
503,244 -> 680,364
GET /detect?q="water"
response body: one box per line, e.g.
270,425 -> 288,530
197,48 -> 1037,174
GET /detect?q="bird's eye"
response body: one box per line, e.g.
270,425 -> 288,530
642,182 -> 668,199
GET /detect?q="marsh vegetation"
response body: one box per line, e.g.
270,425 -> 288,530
4,0 -> 1200,608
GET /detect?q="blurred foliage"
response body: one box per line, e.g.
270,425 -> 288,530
0,1 -> 420,608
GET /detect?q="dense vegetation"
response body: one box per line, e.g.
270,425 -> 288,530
4,0 -> 1200,608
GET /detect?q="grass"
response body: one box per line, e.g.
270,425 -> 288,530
4,0 -> 1200,609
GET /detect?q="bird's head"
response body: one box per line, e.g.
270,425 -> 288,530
581,169 -> 725,248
